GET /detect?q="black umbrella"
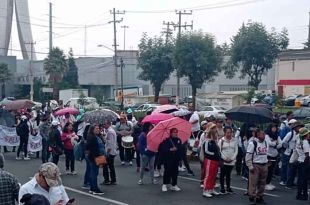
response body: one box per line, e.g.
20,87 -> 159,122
0,109 -> 15,127
225,105 -> 273,124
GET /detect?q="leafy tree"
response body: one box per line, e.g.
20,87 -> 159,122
61,48 -> 79,89
173,31 -> 222,109
44,47 -> 68,100
225,22 -> 289,89
138,34 -> 174,102
0,63 -> 12,98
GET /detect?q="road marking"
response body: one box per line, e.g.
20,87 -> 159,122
178,176 -> 279,198
64,186 -> 130,205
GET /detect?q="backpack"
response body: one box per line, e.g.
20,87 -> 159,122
279,122 -> 290,139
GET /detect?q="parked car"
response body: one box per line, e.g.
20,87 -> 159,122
293,107 -> 310,120
301,95 -> 310,107
283,94 -> 303,106
134,103 -> 160,112
198,106 -> 227,119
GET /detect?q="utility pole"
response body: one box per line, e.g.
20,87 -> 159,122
307,12 -> 310,48
109,8 -> 125,100
120,58 -> 125,110
84,25 -> 87,55
174,10 -> 193,106
25,41 -> 36,101
49,2 -> 53,52
162,21 -> 175,44
121,25 -> 129,50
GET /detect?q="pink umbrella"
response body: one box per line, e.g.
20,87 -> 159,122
147,117 -> 191,152
54,107 -> 79,116
152,104 -> 179,114
142,113 -> 173,125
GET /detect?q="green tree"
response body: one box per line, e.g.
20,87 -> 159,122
0,63 -> 12,98
44,47 -> 68,100
225,22 -> 289,89
173,31 -> 222,109
138,34 -> 174,102
61,48 -> 79,89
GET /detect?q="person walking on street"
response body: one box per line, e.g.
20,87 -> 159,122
265,123 -> 282,191
218,126 -> 238,194
138,122 -> 157,185
0,153 -> 20,205
85,125 -> 105,195
102,120 -> 118,185
16,115 -> 30,160
246,129 -> 268,205
202,123 -> 221,198
39,115 -> 51,163
61,122 -> 78,175
49,121 -> 63,165
160,128 -> 183,192
295,127 -> 310,201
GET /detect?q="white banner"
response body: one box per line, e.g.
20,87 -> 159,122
0,125 -> 42,152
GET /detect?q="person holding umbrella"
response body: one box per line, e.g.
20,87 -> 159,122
160,128 -> 183,192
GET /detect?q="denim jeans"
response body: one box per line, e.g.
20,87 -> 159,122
287,162 -> 298,187
90,162 -> 99,191
140,155 -> 155,181
41,138 -> 50,163
83,156 -> 91,186
280,154 -> 290,182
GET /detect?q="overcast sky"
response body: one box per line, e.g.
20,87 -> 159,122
8,0 -> 310,60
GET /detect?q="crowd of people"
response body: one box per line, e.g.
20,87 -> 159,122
0,104 -> 309,205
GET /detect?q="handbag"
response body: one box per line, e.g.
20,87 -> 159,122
95,155 -> 107,167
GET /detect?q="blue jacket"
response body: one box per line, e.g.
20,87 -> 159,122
138,132 -> 155,157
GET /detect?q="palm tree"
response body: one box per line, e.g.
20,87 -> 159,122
44,47 -> 68,100
0,63 -> 11,99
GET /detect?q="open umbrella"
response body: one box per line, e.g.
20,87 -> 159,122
0,109 -> 15,127
147,117 -> 191,152
54,107 -> 79,116
142,113 -> 173,124
171,109 -> 191,117
4,99 -> 34,111
225,105 -> 273,124
82,109 -> 119,124
152,104 -> 179,114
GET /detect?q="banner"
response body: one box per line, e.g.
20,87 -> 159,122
0,125 -> 42,152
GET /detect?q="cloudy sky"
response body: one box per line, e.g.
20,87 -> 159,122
8,0 -> 310,59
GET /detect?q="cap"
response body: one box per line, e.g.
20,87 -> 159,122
39,162 -> 62,187
51,120 -> 59,126
127,108 -> 133,114
201,121 -> 208,127
299,127 -> 310,138
20,193 -> 50,205
204,113 -> 212,118
288,119 -> 297,125
292,121 -> 304,129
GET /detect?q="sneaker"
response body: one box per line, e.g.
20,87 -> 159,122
23,157 -> 30,160
162,184 -> 168,192
203,191 -> 213,198
100,181 -> 110,185
170,185 -> 181,191
138,179 -> 143,185
220,189 -> 226,194
285,186 -> 293,190
178,167 -> 186,172
200,184 -> 204,188
215,183 -> 220,188
154,170 -> 160,178
109,181 -> 117,185
265,184 -> 275,191
242,176 -> 248,181
279,181 -> 286,186
81,185 -> 90,190
65,170 -> 71,175
211,189 -> 219,196
92,190 -> 104,195
129,161 -> 133,166
226,188 -> 234,193
186,171 -> 195,176
152,179 -> 158,185
71,171 -> 77,175
121,161 -> 125,165
16,157 -> 22,160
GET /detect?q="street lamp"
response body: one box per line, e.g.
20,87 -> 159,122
120,58 -> 125,110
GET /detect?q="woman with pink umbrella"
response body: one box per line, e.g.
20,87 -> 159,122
160,128 -> 183,192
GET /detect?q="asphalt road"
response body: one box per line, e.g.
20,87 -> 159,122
2,151 -> 307,205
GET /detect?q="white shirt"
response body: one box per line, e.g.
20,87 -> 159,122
105,126 -> 118,156
246,139 -> 268,164
19,176 -> 69,205
199,132 -> 207,148
296,138 -> 310,162
218,137 -> 238,165
265,135 -> 282,158
282,131 -> 297,156
189,112 -> 200,132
